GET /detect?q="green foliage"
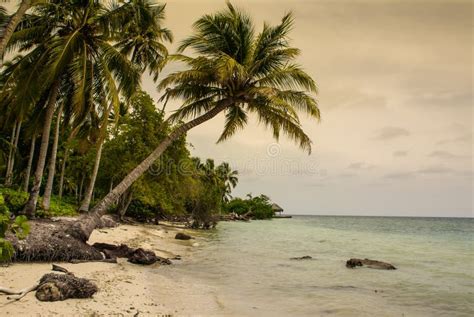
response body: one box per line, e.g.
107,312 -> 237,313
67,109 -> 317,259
0,191 -> 29,262
225,194 -> 274,220
0,188 -> 28,213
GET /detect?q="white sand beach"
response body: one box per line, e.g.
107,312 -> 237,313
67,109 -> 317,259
0,223 -> 220,316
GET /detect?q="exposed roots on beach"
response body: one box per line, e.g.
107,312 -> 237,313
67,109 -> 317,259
0,264 -> 98,302
8,219 -> 104,262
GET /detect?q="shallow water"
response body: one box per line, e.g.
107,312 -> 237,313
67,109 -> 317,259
165,216 -> 474,316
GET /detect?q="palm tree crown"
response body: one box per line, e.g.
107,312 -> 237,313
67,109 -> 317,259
160,2 -> 320,153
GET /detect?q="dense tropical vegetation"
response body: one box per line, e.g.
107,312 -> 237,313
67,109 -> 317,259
0,0 -> 319,256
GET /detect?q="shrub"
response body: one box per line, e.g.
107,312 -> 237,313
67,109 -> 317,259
0,192 -> 30,262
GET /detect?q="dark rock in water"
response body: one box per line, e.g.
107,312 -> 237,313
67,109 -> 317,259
346,258 -> 396,270
290,255 -> 313,260
175,232 -> 192,240
128,248 -> 171,265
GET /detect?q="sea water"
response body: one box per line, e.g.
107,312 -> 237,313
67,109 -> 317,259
164,216 -> 474,316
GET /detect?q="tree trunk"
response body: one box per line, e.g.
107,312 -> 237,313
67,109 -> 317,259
22,81 -> 59,218
59,126 -> 82,200
78,139 -> 104,212
42,103 -> 63,210
78,102 -> 114,212
58,150 -> 68,200
67,100 -> 232,242
118,189 -> 133,221
0,0 -> 32,62
78,173 -> 85,203
4,121 -> 17,186
23,136 -> 36,192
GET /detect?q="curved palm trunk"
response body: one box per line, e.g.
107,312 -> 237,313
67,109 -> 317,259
23,81 -> 59,218
67,100 -> 232,242
78,139 -> 104,212
23,136 -> 36,192
42,103 -> 63,210
0,0 -> 32,62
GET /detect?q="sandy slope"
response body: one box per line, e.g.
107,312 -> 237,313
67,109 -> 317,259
0,223 -> 220,316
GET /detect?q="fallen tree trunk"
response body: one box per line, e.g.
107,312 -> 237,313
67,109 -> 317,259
92,243 -> 172,265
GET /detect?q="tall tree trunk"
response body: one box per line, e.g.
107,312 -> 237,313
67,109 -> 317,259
4,121 -> 17,186
58,126 -> 82,200
0,0 -> 32,62
67,100 -> 232,242
23,136 -> 36,192
78,102 -> 114,212
78,173 -> 85,203
42,103 -> 63,210
58,150 -> 68,200
78,139 -> 104,212
118,189 -> 133,221
22,81 -> 59,218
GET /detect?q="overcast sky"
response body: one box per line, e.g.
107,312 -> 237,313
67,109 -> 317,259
7,0 -> 473,216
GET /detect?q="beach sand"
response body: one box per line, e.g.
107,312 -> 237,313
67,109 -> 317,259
0,223 -> 220,316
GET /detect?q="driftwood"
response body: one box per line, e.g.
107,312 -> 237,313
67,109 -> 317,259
0,264 -> 97,302
346,258 -> 397,270
290,255 -> 313,260
92,243 -> 171,265
36,273 -> 97,301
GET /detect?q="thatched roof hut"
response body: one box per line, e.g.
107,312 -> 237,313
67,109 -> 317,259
271,203 -> 284,214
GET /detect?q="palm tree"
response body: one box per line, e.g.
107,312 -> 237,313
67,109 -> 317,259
69,2 -> 320,241
217,162 -> 238,202
0,0 -> 34,62
2,0 -> 142,217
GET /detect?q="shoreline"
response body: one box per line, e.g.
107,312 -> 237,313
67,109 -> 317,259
0,223 -> 218,316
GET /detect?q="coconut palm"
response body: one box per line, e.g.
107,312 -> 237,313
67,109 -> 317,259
0,0 -> 36,61
69,2 -> 320,241
1,0 -> 142,217
217,162 -> 238,202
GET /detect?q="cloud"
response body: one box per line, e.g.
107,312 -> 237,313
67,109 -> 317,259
428,150 -> 470,159
373,127 -> 410,141
384,172 -> 416,179
393,150 -> 408,157
437,133 -> 472,145
347,162 -> 364,169
417,166 -> 454,174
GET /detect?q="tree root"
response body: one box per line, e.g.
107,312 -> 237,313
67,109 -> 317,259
0,264 -> 98,302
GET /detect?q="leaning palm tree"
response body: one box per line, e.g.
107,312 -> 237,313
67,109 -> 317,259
69,2 -> 320,241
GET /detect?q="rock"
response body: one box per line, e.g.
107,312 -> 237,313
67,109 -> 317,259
92,243 -> 171,265
346,258 -> 396,270
175,232 -> 192,240
290,255 -> 313,260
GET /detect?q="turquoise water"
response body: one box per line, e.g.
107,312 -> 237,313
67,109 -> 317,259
169,216 -> 474,316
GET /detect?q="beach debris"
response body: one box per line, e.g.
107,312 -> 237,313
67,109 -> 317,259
175,232 -> 192,240
36,273 -> 97,301
92,242 -> 171,265
290,256 -> 313,260
346,258 -> 396,270
0,264 -> 97,302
